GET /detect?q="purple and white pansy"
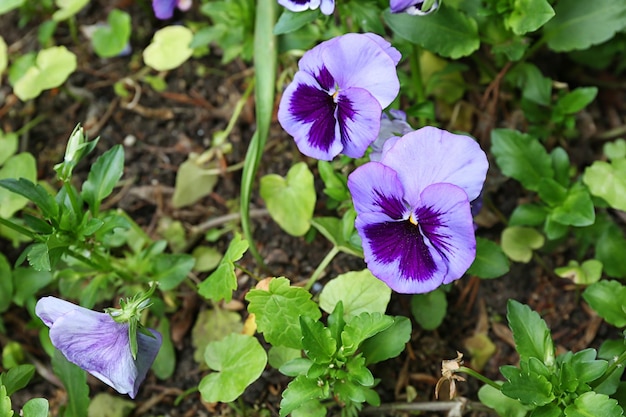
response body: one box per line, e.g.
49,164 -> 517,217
347,127 -> 488,294
152,0 -> 192,20
278,0 -> 335,15
390,0 -> 439,15
36,296 -> 161,398
278,33 -> 401,161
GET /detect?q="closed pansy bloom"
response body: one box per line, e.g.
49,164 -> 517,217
347,127 -> 488,293
390,0 -> 439,15
278,33 -> 401,161
152,0 -> 192,19
278,0 -> 335,15
36,295 -> 161,398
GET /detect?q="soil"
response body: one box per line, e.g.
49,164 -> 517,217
1,2 -> 625,417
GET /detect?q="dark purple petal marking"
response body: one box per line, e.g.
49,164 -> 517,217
414,203 -> 452,261
373,190 -> 406,220
363,219 -> 438,283
336,93 -> 356,146
315,65 -> 335,91
289,83 -> 337,152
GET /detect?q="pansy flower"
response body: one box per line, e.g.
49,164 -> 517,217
278,33 -> 401,161
347,127 -> 488,293
152,0 -> 192,20
36,296 -> 161,398
278,0 -> 335,15
390,0 -> 439,15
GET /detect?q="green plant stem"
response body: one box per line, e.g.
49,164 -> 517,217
15,115 -> 46,137
409,44 -> 426,125
65,248 -> 108,272
210,80 -> 255,149
591,349 -> 626,389
458,366 -> 501,390
0,217 -> 37,240
62,182 -> 82,219
305,245 -> 340,291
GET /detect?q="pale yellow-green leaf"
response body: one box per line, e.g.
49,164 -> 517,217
319,269 -> 391,319
13,46 -> 76,100
0,37 -> 7,80
87,393 -> 134,417
53,0 -> 89,21
143,26 -> 194,71
501,226 -> 544,263
0,153 -> 37,218
172,153 -> 219,208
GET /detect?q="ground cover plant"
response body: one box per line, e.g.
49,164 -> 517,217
0,0 -> 625,416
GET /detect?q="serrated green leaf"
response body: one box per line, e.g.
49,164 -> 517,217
543,0 -> 626,52
564,391 -> 623,417
571,348 -> 607,384
411,289 -> 446,330
13,46 -> 77,100
22,398 -> 48,417
197,233 -> 248,302
81,145 -> 124,215
583,281 -> 626,327
52,350 -> 89,417
360,316 -> 411,365
505,0 -> 554,35
26,243 -> 50,272
384,4 -> 479,59
260,162 -> 316,236
501,367 -> 554,406
550,183 -> 595,227
92,9 -> 131,58
318,269 -> 391,319
280,375 -> 324,417
467,237 -> 510,279
300,316 -> 336,363
341,312 -> 393,356
0,153 -> 38,218
584,158 -> 626,212
199,333 -> 267,403
143,26 -> 194,71
501,226 -> 544,263
274,9 -> 319,35
246,277 -> 321,349
491,129 -> 553,191
507,300 -> 555,366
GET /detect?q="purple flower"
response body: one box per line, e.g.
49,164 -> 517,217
278,33 -> 401,161
278,0 -> 335,15
152,0 -> 192,20
347,127 -> 488,293
36,297 -> 161,398
370,109 -> 413,162
390,0 -> 439,15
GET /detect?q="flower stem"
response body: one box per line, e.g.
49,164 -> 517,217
305,245 -> 340,291
409,44 -> 427,125
458,366 -> 501,390
591,348 -> 626,389
0,217 -> 36,240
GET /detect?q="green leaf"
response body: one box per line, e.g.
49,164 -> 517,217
268,345 -> 302,370
0,131 -> 18,166
152,318 -> 176,379
0,0 -> 24,14
197,233 -> 248,302
583,281 -> 626,327
584,158 -> 626,212
564,391 -> 623,417
21,398 -> 48,417
0,386 -> 13,417
596,227 -> 626,278
555,260 -> 602,285
26,243 -> 51,272
198,333 -> 267,403
554,87 -> 598,115
359,316 -> 411,365
13,46 -> 77,100
152,253 -> 195,291
310,217 -> 362,256
81,145 -> 124,215
501,226 -> 544,263
143,26 -> 194,71
87,394 -> 134,417
291,400 -> 326,417
1,364 -> 35,395
52,350 -> 89,417
246,277 -> 321,349
384,4 -> 479,59
507,300 -> 555,367
0,153 -> 38,218
300,316 -> 336,363
260,162 -> 316,236
191,308 -> 243,364
550,183 -> 595,227
478,384 -> 531,417
280,375 -> 324,417
505,0 -> 554,35
551,147 -> 571,186
507,63 -> 552,106
92,9 -> 131,58
12,268 -> 52,307
0,253 -> 12,312
501,367 -> 555,406
52,0 -> 88,20
172,154 -> 219,208
571,348 -> 608,384
0,177 -> 58,220
341,312 -> 394,356
543,0 -> 626,52
491,129 -> 553,191
411,289 -> 446,330
318,269 -> 391,319
509,204 -> 548,227
604,139 -> 626,161
274,9 -> 318,35
467,237 -> 510,279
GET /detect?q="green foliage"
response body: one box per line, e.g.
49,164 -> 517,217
52,0 -> 88,21
384,4 -> 480,59
21,398 -> 49,417
504,0 -> 554,35
0,365 -> 36,396
467,237 -> 510,279
82,145 -> 124,216
584,157 -> 626,212
143,26 -> 194,71
198,333 -> 267,403
52,350 -> 89,417
197,233 -> 248,302
91,9 -> 131,58
555,260 -> 603,285
12,46 -> 76,100
583,281 -> 626,328
274,9 -> 318,35
0,153 -> 37,219
171,154 -> 219,208
507,300 -> 555,366
411,289 -> 447,330
260,162 -> 316,236
0,386 -> 13,417
501,226 -> 544,263
310,215 -> 362,257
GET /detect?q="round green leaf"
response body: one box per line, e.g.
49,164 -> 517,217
583,159 -> 626,212
91,9 -> 131,58
467,237 -> 510,279
13,46 -> 77,101
199,333 -> 267,403
583,280 -> 626,328
0,153 -> 37,218
53,0 -> 88,21
411,289 -> 446,330
260,162 -> 316,236
501,226 -> 545,263
143,26 -> 194,71
319,270 -> 391,319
